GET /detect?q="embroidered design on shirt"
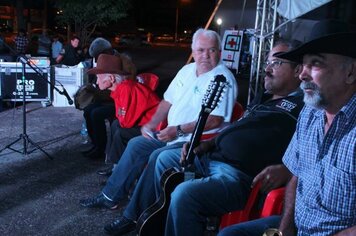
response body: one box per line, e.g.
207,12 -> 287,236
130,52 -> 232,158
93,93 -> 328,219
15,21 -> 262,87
276,99 -> 297,112
177,80 -> 184,87
194,86 -> 200,94
118,107 -> 126,116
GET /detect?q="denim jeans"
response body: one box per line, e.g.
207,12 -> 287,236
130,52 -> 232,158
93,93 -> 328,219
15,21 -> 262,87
105,119 -> 141,164
102,135 -> 183,203
217,215 -> 281,236
123,145 -> 184,221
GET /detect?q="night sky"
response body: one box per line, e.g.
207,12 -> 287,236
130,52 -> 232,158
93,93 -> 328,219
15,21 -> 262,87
128,0 -> 216,34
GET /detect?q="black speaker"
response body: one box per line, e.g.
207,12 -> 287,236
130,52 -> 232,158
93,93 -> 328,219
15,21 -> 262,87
0,62 -> 51,102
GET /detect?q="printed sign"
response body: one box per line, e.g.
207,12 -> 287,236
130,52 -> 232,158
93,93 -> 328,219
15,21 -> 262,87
221,30 -> 244,71
0,62 -> 50,101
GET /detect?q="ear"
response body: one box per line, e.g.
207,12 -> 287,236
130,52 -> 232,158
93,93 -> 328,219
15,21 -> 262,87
294,64 -> 302,77
109,74 -> 116,83
345,61 -> 356,84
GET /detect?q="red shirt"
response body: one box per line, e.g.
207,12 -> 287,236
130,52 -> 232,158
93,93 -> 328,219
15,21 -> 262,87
110,80 -> 160,128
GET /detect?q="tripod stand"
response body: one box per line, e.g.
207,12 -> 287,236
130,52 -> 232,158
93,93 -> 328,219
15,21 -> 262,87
0,57 -> 53,159
0,37 -> 73,159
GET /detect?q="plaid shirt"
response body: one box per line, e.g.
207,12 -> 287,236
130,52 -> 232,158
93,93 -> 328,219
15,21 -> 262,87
283,94 -> 356,236
14,35 -> 29,54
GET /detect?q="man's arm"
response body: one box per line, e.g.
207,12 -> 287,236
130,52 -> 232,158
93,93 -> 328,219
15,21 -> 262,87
56,54 -> 63,64
141,100 -> 172,138
156,115 -> 223,143
176,115 -> 223,134
334,226 -> 356,236
279,175 -> 297,236
251,164 -> 292,193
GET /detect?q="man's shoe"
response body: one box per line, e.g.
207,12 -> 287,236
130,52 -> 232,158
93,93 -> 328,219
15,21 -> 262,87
79,194 -> 118,209
97,167 -> 113,176
104,216 -> 136,235
80,145 -> 96,155
83,148 -> 105,159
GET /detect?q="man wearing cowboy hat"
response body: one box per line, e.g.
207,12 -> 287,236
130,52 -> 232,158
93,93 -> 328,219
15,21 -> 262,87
85,54 -> 160,185
79,37 -> 138,163
218,19 -> 356,236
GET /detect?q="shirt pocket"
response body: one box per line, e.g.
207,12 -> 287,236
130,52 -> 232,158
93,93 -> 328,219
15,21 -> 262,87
320,164 -> 356,217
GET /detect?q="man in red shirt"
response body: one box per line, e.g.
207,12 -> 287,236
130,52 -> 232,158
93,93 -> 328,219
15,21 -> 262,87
88,54 -> 160,177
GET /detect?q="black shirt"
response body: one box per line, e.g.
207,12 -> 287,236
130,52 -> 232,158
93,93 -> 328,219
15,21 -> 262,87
208,91 -> 304,177
59,44 -> 82,66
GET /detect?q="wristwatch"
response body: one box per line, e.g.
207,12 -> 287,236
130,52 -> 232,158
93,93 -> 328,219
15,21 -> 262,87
176,125 -> 185,137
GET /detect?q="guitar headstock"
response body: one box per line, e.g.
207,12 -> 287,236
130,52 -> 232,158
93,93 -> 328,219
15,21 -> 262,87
202,74 -> 227,113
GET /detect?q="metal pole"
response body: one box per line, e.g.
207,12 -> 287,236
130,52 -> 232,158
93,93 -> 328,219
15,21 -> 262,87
175,6 -> 179,43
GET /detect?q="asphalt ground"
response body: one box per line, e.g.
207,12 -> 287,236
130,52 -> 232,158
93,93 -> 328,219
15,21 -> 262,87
0,44 -> 248,235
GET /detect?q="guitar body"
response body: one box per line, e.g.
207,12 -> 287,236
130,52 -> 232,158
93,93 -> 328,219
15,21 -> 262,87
137,167 -> 184,236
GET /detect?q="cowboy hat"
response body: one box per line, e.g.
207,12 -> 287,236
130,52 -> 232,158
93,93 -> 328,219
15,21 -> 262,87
87,54 -> 128,75
276,19 -> 356,62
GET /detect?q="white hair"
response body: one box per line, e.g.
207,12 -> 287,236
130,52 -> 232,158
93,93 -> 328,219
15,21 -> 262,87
191,28 -> 221,51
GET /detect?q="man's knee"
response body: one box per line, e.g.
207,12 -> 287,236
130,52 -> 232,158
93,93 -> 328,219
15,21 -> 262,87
127,135 -> 146,148
170,182 -> 194,210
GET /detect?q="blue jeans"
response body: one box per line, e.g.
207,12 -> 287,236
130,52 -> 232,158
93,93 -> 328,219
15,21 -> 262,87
102,136 -> 183,203
124,148 -> 253,236
123,147 -> 183,221
105,119 -> 141,164
217,215 -> 281,236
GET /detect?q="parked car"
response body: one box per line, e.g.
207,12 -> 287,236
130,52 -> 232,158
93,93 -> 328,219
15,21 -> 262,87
154,34 -> 174,42
115,34 -> 149,47
30,28 -> 66,41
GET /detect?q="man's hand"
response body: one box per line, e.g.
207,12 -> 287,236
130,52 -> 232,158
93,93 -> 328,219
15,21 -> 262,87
155,126 -> 177,142
180,139 -> 215,163
141,123 -> 159,139
251,164 -> 292,193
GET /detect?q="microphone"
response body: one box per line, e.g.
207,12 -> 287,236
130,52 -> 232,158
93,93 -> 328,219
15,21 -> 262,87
59,85 -> 74,105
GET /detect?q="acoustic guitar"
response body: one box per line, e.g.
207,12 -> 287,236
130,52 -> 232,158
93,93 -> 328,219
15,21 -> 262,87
136,74 -> 227,236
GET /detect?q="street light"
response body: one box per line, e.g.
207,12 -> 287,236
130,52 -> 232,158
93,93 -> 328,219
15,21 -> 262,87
216,18 -> 222,35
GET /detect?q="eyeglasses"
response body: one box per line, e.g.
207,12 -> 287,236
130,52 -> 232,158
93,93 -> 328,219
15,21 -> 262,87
264,60 -> 295,69
195,48 -> 219,54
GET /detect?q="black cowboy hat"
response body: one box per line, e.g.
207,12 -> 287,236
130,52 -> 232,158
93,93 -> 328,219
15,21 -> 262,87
276,19 -> 356,62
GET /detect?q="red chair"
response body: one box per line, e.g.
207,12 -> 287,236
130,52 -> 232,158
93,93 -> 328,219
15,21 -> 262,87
231,101 -> 244,122
260,187 -> 285,218
219,181 -> 285,230
137,73 -> 159,91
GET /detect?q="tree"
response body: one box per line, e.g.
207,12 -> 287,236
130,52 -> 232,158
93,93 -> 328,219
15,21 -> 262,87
56,0 -> 131,46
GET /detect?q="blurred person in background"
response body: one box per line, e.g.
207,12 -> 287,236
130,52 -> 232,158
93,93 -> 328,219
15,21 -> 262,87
51,35 -> 62,65
14,29 -> 29,55
37,30 -> 51,57
56,36 -> 82,66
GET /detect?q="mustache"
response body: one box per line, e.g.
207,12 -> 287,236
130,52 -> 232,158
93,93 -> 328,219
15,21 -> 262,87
265,71 -> 273,78
300,81 -> 318,90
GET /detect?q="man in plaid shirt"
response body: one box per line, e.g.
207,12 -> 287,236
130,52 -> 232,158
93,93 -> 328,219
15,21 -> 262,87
278,20 -> 356,236
218,19 -> 356,236
14,29 -> 29,55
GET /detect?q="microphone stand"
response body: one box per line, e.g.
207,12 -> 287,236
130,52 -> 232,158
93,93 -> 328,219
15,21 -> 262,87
0,39 -> 73,159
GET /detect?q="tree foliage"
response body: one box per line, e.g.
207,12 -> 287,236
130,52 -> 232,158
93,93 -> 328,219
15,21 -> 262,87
56,0 -> 131,45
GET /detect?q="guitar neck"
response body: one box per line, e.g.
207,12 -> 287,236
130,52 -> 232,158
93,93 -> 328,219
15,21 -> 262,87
182,74 -> 226,169
183,111 -> 210,168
